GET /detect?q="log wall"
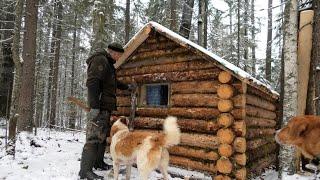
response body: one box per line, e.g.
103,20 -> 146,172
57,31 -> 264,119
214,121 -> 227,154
115,33 -> 279,179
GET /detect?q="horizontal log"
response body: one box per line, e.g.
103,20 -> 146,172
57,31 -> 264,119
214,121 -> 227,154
114,107 -> 221,120
233,94 -> 276,111
247,143 -> 278,163
121,53 -> 201,69
232,106 -> 277,120
169,145 -> 219,161
117,96 -> 131,107
118,68 -> 221,84
247,86 -> 278,103
145,35 -> 167,43
134,130 -> 220,150
170,155 -> 216,173
131,47 -> 190,60
117,59 -> 216,77
137,41 -> 179,53
171,94 -> 219,107
248,154 -> 277,177
245,116 -> 277,128
217,157 -> 233,174
132,117 -> 219,133
218,71 -> 233,84
217,84 -> 234,99
171,81 -> 220,94
247,138 -> 275,150
246,128 -> 275,139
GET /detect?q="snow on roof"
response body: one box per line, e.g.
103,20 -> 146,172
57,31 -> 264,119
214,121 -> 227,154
116,21 -> 279,98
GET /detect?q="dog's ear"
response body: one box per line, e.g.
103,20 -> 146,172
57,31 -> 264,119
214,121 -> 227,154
119,117 -> 129,126
291,122 -> 309,138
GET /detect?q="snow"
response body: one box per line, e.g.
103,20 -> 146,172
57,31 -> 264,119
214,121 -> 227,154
1,128 -> 318,180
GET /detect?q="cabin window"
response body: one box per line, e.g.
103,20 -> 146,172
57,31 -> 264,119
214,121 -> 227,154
140,83 -> 169,107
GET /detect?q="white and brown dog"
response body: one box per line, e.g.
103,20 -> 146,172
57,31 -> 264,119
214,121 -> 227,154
110,116 -> 181,180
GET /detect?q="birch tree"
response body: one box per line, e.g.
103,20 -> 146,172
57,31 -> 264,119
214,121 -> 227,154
281,0 -> 298,173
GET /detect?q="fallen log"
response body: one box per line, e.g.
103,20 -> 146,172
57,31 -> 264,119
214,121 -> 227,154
169,145 -> 219,161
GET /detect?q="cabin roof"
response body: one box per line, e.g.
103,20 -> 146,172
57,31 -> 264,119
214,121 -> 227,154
115,21 -> 279,98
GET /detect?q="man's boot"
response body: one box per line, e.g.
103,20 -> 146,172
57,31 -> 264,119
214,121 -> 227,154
79,143 -> 104,180
94,141 -> 112,171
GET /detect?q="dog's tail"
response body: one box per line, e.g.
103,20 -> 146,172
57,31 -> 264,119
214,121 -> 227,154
67,97 -> 91,112
163,116 -> 181,147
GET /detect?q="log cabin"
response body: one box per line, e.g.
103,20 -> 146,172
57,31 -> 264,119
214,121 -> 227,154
113,22 -> 280,179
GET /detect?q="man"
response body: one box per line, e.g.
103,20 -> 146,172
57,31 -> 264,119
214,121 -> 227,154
79,43 -> 135,180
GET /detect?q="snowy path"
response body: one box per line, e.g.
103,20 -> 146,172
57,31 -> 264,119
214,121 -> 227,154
0,128 -> 318,180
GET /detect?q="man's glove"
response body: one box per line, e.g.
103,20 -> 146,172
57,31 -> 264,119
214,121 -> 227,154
128,83 -> 137,91
87,109 -> 100,122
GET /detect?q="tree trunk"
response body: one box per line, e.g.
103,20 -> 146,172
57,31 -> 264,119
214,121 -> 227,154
125,0 -> 130,43
243,0 -> 249,71
18,0 -> 39,132
179,0 -> 195,39
282,0 -> 298,173
313,1 -> 320,115
91,0 -> 107,52
251,0 -> 256,76
49,1 -> 63,128
69,12 -> 77,129
170,0 -> 177,31
266,0 -> 273,81
237,0 -> 241,66
10,0 -> 24,120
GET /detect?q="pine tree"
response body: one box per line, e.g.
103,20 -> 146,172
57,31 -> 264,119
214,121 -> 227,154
18,0 -> 40,132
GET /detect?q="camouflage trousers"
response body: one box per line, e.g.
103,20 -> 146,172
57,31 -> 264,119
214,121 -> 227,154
85,110 -> 111,144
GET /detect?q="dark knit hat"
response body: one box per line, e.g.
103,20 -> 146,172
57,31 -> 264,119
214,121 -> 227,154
107,42 -> 124,53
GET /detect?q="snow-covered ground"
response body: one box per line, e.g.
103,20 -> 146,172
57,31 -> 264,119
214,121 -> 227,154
0,128 -> 318,180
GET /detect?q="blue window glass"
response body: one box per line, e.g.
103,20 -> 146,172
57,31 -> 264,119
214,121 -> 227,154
146,84 -> 168,106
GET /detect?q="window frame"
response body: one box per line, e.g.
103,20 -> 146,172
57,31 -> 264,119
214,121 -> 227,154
139,83 -> 170,108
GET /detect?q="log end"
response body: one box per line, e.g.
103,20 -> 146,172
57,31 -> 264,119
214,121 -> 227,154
217,128 -> 235,144
217,157 -> 233,174
217,113 -> 234,128
233,137 -> 247,153
218,71 -> 232,84
218,100 -> 234,112
218,144 -> 233,157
